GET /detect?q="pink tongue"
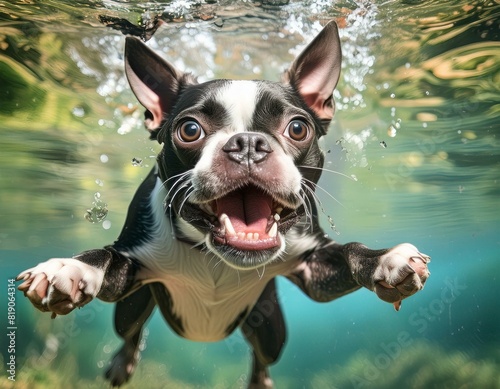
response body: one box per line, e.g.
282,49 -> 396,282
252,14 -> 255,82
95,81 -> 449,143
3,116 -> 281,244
216,187 -> 272,234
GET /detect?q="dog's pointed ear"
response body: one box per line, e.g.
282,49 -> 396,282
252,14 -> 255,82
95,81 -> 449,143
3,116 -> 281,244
284,21 -> 342,130
124,37 -> 197,139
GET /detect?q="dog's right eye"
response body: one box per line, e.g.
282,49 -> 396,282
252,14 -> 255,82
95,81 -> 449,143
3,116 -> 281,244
178,121 -> 205,142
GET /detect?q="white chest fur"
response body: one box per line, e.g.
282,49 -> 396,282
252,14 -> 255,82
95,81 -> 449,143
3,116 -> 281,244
145,250 -> 278,341
125,177 -> 299,341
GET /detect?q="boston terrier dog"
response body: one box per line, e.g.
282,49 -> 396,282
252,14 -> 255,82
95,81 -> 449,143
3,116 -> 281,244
18,21 -> 430,388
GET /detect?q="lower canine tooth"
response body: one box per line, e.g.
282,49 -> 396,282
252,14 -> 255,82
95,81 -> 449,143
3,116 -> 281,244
268,222 -> 278,238
220,214 -> 236,236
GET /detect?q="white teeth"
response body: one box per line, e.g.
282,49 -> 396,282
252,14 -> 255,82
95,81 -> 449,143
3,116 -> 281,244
220,213 -> 236,236
219,215 -> 278,241
235,232 -> 260,241
268,222 -> 278,238
274,213 -> 280,221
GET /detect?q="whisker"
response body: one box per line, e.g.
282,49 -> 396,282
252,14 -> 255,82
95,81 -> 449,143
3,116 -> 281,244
298,188 -> 314,231
163,180 -> 190,220
163,172 -> 193,234
204,248 -> 217,266
172,187 -> 196,233
166,180 -> 192,210
167,200 -> 176,236
161,171 -> 192,200
191,239 -> 206,250
178,187 -> 195,214
277,251 -> 287,263
302,180 -> 340,235
299,187 -> 316,233
301,182 -> 324,213
161,170 -> 193,188
301,177 -> 345,209
256,265 -> 265,280
213,258 -> 224,271
299,165 -> 357,182
302,188 -> 314,222
166,176 -> 193,201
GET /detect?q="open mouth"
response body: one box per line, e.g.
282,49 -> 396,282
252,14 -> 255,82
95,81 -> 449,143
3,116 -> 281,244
212,185 -> 284,251
180,184 -> 301,268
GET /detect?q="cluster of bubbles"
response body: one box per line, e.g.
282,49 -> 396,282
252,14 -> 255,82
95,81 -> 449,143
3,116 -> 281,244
85,192 -> 109,224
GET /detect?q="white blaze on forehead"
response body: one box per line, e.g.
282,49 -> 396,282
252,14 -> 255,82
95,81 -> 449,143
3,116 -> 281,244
216,80 -> 258,132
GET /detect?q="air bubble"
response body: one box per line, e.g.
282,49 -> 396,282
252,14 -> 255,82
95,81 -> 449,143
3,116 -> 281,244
312,194 -> 340,235
252,66 -> 262,74
132,157 -> 143,167
85,192 -> 108,223
388,119 -> 401,137
103,344 -> 112,353
327,216 -> 340,235
72,106 -> 86,118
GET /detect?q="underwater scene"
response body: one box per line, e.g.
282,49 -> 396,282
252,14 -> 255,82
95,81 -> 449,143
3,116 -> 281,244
0,0 -> 499,388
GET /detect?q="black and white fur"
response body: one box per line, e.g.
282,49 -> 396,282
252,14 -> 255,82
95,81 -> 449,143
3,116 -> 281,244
18,22 -> 430,388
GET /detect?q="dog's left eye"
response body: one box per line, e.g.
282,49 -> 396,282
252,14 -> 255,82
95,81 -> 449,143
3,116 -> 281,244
284,119 -> 309,141
178,121 -> 205,142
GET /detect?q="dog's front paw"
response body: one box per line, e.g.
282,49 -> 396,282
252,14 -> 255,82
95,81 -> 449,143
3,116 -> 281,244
373,243 -> 430,311
17,258 -> 104,317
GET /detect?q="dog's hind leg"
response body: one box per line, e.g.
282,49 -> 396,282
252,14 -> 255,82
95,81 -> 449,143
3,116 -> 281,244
241,279 -> 286,389
105,285 -> 156,387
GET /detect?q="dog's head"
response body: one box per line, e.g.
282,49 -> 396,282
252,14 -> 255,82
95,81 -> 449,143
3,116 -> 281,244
124,22 -> 341,270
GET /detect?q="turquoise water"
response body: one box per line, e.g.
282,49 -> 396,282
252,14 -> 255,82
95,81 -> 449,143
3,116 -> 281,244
1,0 -> 499,388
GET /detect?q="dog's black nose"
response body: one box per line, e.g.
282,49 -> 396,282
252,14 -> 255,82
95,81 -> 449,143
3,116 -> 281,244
223,133 -> 273,164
